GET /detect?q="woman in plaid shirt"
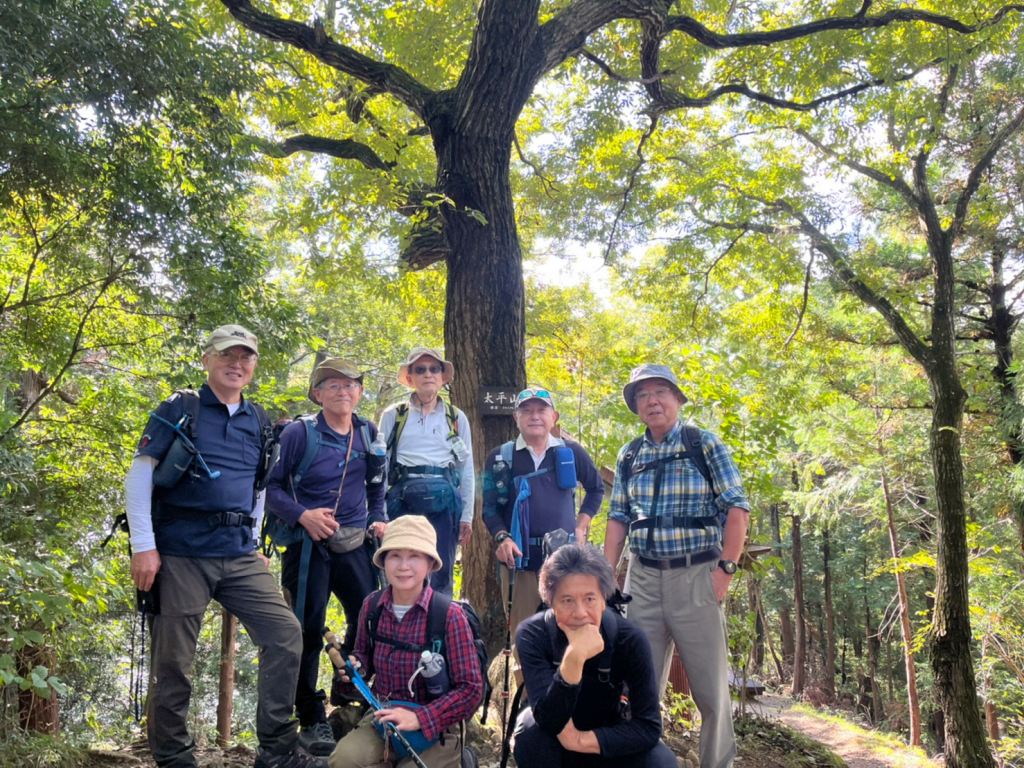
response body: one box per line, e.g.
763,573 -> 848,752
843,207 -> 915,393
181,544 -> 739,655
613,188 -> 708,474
328,515 -> 483,768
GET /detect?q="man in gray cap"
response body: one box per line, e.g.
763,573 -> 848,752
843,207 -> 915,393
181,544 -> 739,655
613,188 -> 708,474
125,325 -> 314,768
604,364 -> 750,768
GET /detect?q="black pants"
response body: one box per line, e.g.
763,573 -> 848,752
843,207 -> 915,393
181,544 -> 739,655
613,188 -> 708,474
281,539 -> 378,726
388,487 -> 460,596
513,723 -> 678,768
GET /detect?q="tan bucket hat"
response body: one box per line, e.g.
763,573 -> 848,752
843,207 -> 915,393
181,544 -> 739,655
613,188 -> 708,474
308,358 -> 364,403
397,346 -> 454,387
372,515 -> 443,572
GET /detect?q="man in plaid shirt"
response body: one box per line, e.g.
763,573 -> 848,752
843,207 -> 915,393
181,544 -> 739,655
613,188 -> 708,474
604,364 -> 750,768
328,515 -> 482,768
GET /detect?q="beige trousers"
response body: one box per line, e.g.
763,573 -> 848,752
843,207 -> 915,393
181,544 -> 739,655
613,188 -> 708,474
629,557 -> 736,768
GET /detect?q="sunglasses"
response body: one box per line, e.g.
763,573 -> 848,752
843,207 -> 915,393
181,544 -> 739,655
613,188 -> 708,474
412,364 -> 443,375
518,388 -> 552,399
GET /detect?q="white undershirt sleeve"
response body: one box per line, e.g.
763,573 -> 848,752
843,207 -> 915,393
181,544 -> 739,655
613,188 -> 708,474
125,455 -> 158,553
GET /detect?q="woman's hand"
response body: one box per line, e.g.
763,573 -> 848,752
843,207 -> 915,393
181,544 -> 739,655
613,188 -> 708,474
375,706 -> 422,732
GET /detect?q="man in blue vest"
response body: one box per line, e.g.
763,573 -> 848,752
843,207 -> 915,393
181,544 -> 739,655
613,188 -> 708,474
125,325 -> 311,768
604,364 -> 750,768
482,387 -> 604,634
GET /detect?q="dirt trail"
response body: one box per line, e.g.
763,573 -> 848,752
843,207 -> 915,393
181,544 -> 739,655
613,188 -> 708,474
747,695 -> 937,768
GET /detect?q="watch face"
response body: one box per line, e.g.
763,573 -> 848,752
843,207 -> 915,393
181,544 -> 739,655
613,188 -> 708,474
720,560 -> 737,574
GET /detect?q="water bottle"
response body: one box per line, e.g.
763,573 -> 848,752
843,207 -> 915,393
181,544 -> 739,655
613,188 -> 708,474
419,650 -> 450,697
450,435 -> 469,464
368,433 -> 387,484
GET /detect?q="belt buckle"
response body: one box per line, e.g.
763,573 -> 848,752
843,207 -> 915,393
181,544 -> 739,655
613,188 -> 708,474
658,559 -> 674,571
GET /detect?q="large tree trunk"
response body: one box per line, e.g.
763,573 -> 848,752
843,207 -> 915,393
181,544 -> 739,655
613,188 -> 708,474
791,512 -> 806,696
929,370 -> 994,766
435,111 -> 527,655
822,523 -> 836,701
880,456 -> 922,746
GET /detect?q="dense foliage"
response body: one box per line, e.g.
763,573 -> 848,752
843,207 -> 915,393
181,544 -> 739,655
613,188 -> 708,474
2,0 -> 1023,765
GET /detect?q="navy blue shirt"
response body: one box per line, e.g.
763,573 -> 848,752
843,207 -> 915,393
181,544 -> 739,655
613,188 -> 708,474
265,412 -> 386,529
135,383 -> 262,558
482,439 -> 604,572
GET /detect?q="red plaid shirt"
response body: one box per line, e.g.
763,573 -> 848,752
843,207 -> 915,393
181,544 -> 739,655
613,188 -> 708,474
353,586 -> 483,741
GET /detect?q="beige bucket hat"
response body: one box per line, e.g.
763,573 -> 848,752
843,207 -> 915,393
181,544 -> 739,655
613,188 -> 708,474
397,346 -> 454,387
372,515 -> 443,572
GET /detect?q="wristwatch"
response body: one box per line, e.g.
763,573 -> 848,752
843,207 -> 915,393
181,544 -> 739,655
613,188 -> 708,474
718,559 -> 738,575
495,532 -> 511,545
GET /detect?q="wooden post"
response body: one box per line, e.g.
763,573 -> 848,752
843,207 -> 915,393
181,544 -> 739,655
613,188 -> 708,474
217,609 -> 237,748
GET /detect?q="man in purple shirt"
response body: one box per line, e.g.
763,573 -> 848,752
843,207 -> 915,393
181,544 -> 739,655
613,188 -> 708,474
265,358 -> 387,756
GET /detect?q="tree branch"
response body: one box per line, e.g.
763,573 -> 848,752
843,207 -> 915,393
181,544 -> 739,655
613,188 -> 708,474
603,114 -> 658,264
513,133 -> 558,200
260,133 -> 394,171
665,5 -> 1024,49
795,129 -> 918,209
784,250 -> 815,351
0,261 -> 131,444
949,101 -> 1024,243
218,0 -> 434,120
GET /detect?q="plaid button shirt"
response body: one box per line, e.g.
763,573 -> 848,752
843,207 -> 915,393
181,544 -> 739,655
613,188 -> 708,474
353,585 -> 483,741
608,420 -> 749,559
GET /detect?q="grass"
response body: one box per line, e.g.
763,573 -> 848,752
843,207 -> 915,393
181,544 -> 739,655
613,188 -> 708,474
786,704 -> 936,768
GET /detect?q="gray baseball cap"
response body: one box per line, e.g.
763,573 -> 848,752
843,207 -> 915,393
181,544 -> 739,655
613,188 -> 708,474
205,324 -> 258,354
622,363 -> 687,414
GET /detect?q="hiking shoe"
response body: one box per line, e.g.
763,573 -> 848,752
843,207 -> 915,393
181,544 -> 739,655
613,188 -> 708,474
254,744 -> 325,768
298,721 -> 337,757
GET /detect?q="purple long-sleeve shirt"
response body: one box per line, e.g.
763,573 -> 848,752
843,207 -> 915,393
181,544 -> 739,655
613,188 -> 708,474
265,411 -> 386,528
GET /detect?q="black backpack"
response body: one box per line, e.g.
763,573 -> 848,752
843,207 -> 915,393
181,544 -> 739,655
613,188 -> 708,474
366,590 -> 492,719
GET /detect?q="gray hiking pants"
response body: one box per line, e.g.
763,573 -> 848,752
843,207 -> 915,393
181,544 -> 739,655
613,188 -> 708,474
148,553 -> 302,767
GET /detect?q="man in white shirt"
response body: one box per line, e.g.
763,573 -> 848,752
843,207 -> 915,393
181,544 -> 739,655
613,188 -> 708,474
377,346 -> 474,595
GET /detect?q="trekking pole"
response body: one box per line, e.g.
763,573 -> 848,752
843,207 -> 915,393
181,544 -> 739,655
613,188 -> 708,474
500,564 -> 516,737
322,629 -> 430,768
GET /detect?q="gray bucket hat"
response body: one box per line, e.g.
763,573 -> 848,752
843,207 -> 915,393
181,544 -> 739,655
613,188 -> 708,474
622,363 -> 687,414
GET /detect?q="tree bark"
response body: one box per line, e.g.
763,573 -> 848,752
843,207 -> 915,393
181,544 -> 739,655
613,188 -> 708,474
770,503 -> 796,667
822,523 -> 836,701
864,577 -> 883,725
791,512 -> 806,696
217,609 -> 237,748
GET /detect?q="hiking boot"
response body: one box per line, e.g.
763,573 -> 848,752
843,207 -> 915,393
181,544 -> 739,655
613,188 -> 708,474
254,744 -> 325,768
297,721 -> 337,757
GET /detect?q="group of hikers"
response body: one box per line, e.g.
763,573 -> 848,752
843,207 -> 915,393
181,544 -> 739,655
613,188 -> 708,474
124,325 -> 750,768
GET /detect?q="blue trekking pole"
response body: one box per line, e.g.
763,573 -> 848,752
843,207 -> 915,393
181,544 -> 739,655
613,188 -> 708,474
322,629 -> 430,768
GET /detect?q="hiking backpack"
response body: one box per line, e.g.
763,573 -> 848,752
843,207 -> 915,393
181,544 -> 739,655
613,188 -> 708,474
365,590 -> 492,719
385,400 -> 461,484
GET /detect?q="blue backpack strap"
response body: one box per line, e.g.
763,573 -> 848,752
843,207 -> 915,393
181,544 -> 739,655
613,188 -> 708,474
291,415 -> 320,489
359,423 -> 372,459
294,535 -> 314,625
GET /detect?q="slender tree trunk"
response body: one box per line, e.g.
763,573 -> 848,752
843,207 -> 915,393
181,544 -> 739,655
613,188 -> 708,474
981,637 -> 1000,743
758,593 -> 785,681
879,454 -> 922,745
864,581 -> 883,725
770,503 -> 796,667
986,245 -> 1024,553
791,512 -> 806,695
822,524 -> 836,701
749,576 -> 764,672
217,609 -> 237,748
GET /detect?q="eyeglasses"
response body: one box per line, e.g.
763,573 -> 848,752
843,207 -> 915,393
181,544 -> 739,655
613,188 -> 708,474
412,364 -> 443,375
635,387 -> 674,403
319,381 -> 361,393
213,350 -> 258,365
